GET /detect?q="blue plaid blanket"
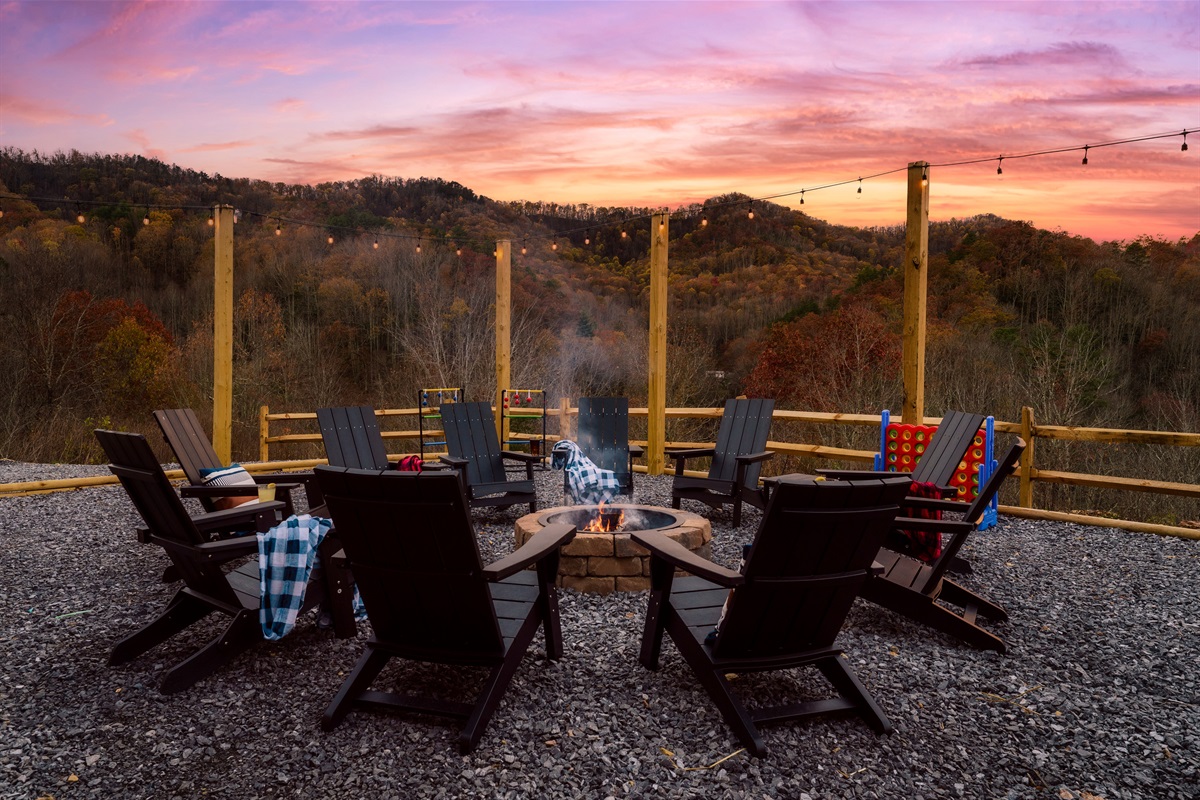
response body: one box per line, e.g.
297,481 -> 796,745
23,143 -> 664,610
551,440 -> 620,506
257,514 -> 364,640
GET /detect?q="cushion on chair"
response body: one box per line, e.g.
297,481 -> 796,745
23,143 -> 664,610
199,464 -> 259,510
706,543 -> 752,645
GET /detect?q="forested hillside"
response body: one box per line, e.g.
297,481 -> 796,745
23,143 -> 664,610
1,149 -> 1197,521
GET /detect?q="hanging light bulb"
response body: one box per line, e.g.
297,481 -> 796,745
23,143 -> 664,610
143,209 -> 150,226
275,223 -> 282,237
327,234 -> 334,244
747,202 -> 754,220
701,214 -> 708,227
996,156 -> 1004,175
373,237 -> 379,250
1082,145 -> 1089,166
207,211 -> 214,226
584,229 -> 591,245
521,239 -> 527,255
416,239 -> 422,253
456,247 -> 462,256
551,241 -> 558,251
0,209 -> 5,219
77,211 -> 86,224
857,178 -> 863,194
921,167 -> 929,187
1183,131 -> 1189,152
800,191 -> 805,205
620,229 -> 627,239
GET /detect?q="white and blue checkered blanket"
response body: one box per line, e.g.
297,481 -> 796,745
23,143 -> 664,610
551,440 -> 620,506
257,514 -> 363,640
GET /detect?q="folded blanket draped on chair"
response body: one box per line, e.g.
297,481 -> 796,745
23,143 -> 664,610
551,440 -> 620,506
258,514 -> 364,640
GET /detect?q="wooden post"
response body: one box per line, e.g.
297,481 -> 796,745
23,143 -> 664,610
901,162 -> 929,425
648,212 -> 668,475
1019,405 -> 1035,507
213,204 -> 235,463
495,240 -> 511,440
259,404 -> 269,462
560,397 -> 572,440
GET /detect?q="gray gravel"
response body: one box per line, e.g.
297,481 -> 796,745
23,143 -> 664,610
1,460 -> 1197,799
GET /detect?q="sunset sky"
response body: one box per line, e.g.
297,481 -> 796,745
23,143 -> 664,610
2,0 -> 1198,243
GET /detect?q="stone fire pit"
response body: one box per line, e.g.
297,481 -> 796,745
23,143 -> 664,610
513,504 -> 712,594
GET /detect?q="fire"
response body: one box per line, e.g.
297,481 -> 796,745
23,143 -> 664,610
581,502 -> 625,532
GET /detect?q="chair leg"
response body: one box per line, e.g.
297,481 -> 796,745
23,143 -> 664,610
638,559 -> 676,670
731,495 -> 743,527
535,558 -> 564,660
109,589 -> 212,666
160,609 -> 262,694
321,645 -> 391,731
668,619 -> 767,757
815,656 -> 893,734
318,535 -> 357,639
938,579 -> 1007,621
458,615 -> 541,754
895,593 -> 1007,654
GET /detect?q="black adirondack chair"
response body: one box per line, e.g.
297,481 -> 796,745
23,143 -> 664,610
858,438 -> 1025,654
574,397 -> 642,497
670,397 -> 775,526
636,474 -> 912,757
154,408 -> 318,515
819,409 -> 987,497
316,406 -> 390,470
439,401 -> 540,513
314,466 -> 576,753
96,430 -> 355,694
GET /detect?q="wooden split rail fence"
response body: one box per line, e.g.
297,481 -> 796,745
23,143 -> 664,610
1,405 -> 1195,540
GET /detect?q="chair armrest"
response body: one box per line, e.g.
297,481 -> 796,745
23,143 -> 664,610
735,450 -> 774,465
666,447 -> 716,461
628,444 -> 645,457
501,450 -> 543,464
631,530 -> 744,587
440,455 -> 468,468
191,500 -> 285,529
154,533 -> 258,563
892,516 -> 975,535
181,484 -> 295,498
817,469 -> 912,480
901,497 -> 972,514
484,523 -> 577,581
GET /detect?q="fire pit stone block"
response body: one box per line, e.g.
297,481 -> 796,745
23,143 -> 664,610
514,505 -> 712,594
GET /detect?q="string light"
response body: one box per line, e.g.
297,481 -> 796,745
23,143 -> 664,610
207,211 -> 214,226
373,237 -> 379,250
747,202 -> 754,220
551,241 -> 558,251
327,234 -> 334,244
143,209 -> 150,226
416,239 -> 421,253
584,230 -> 591,245
800,191 -> 805,205
620,229 -> 627,239
456,247 -> 462,256
701,213 -> 708,226
921,167 -> 929,187
996,157 -> 1004,175
521,239 -> 527,255
275,223 -> 282,236
1183,131 -> 1189,152
1082,145 -> 1089,166
857,178 -> 863,194
76,210 -> 86,224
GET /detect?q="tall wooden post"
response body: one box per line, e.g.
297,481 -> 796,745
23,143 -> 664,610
213,204 -> 235,463
495,240 -> 511,439
901,162 -> 930,424
648,212 -> 668,475
1019,405 -> 1036,507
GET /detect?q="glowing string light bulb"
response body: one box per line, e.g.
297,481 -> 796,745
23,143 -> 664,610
373,237 -> 379,250
521,240 -> 527,255
747,202 -> 754,220
584,230 -> 591,245
551,241 -> 558,251
207,211 -> 214,226
416,239 -> 422,253
327,234 -> 334,244
921,167 -> 929,187
620,229 -> 627,239
456,247 -> 462,256
275,223 -> 282,236
143,210 -> 150,226
77,211 -> 86,224
701,214 -> 708,227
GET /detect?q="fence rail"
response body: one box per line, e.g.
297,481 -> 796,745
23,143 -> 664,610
2,404 -> 1195,539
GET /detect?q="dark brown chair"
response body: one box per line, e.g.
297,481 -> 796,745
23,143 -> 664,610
316,406 -> 390,470
154,408 -> 319,515
670,397 -> 775,526
314,466 -> 576,753
857,438 -> 1025,654
575,397 -> 642,498
439,401 -> 540,513
636,474 -> 911,757
95,430 -> 355,694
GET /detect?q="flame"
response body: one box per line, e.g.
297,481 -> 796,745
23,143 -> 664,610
581,502 -> 625,532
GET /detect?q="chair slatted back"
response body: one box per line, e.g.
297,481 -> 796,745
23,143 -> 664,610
577,397 -> 631,481
911,410 -> 986,486
94,429 -> 240,604
153,408 -> 223,486
922,438 -> 1025,591
315,466 -> 504,656
713,476 -> 910,658
317,406 -> 390,470
709,398 -> 775,488
440,402 -> 507,487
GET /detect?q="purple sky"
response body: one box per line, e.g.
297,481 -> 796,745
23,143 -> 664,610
2,1 -> 1198,242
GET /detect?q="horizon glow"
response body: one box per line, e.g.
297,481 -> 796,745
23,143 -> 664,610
2,0 -> 1198,243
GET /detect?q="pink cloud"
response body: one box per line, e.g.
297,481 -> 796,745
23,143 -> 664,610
959,41 -> 1126,69
0,92 -> 112,126
123,128 -> 167,161
181,140 -> 257,153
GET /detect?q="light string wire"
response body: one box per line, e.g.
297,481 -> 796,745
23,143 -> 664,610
0,128 -> 1192,252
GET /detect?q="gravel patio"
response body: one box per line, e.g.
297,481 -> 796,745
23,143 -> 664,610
1,462 -> 1196,800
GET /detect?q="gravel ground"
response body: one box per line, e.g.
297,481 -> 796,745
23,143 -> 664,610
1,460 -> 1197,800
